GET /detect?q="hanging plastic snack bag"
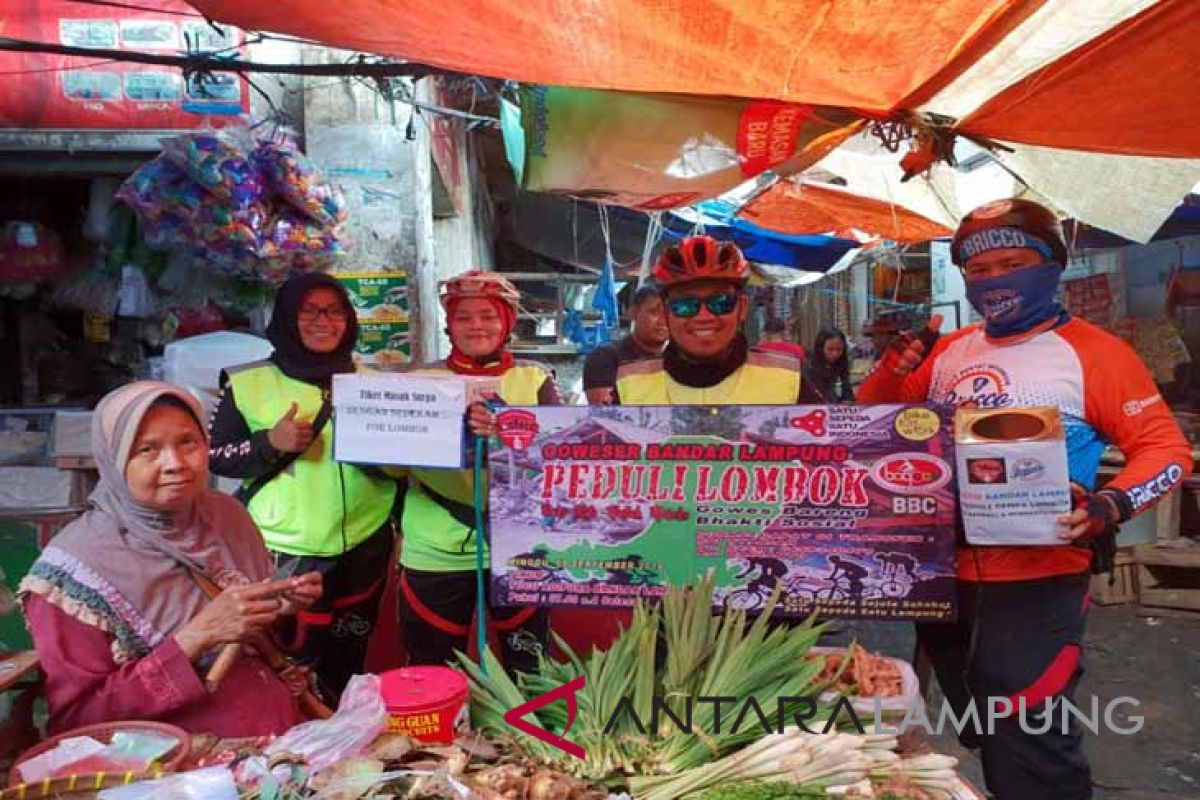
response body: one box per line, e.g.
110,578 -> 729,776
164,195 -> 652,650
140,208 -> 193,251
117,155 -> 189,219
192,200 -> 271,265
162,132 -> 263,211
268,207 -> 345,257
260,208 -> 346,278
116,265 -> 158,319
117,155 -> 208,253
254,141 -> 349,228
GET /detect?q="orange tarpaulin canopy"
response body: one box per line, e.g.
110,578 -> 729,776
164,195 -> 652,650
959,0 -> 1200,158
190,0 -> 1200,158
191,0 -> 1028,112
739,181 -> 952,244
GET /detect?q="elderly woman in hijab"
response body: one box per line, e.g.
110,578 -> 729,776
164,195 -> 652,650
208,272 -> 397,696
19,382 -> 322,736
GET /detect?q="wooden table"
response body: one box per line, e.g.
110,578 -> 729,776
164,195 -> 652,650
0,651 -> 38,694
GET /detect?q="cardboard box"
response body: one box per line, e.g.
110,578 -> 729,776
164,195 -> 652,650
333,373 -> 500,469
955,407 -> 1072,546
52,411 -> 92,458
336,271 -> 412,367
354,320 -> 412,368
336,271 -> 410,322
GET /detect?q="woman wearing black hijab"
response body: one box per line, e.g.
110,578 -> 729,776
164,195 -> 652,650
208,272 -> 397,696
808,327 -> 855,403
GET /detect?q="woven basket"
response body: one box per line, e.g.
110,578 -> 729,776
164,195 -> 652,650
8,720 -> 191,792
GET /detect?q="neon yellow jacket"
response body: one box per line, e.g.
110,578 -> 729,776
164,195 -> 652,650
226,361 -> 396,556
399,360 -> 555,572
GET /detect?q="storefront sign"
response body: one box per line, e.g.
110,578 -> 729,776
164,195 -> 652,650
488,405 -> 958,621
0,1 -> 248,130
333,373 -> 497,468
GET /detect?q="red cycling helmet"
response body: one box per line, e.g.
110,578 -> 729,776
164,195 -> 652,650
652,236 -> 748,287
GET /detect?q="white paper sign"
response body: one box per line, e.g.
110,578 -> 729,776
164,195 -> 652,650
333,373 -> 496,468
957,439 -> 1072,545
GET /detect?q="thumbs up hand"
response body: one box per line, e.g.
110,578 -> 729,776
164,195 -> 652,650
883,315 -> 943,377
268,402 -> 315,453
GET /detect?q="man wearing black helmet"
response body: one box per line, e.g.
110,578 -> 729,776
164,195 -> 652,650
860,199 -> 1191,800
614,235 -> 826,404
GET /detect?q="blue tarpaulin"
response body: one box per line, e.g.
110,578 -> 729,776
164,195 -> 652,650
663,202 -> 859,273
506,191 -> 860,276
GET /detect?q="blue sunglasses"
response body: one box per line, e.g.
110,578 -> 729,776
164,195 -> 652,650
666,292 -> 740,318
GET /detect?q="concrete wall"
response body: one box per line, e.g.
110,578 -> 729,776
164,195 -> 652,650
298,51 -> 491,363
245,39 -> 305,134
428,95 -> 495,359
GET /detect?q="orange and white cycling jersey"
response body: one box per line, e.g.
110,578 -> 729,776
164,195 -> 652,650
860,317 -> 1192,582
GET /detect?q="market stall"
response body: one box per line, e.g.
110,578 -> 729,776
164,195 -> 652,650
4,581 -> 985,800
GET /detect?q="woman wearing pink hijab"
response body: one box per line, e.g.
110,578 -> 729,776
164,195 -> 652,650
19,381 -> 321,736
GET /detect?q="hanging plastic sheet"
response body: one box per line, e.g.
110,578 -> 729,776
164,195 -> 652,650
661,209 -> 859,273
737,180 -> 952,243
513,85 -> 861,210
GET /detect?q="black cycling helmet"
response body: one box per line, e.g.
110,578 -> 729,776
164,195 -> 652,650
951,199 -> 1068,267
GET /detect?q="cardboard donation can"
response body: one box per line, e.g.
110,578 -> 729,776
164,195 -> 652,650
955,407 -> 1072,545
333,372 -> 500,469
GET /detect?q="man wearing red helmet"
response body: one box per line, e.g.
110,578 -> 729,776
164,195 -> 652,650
860,200 -> 1191,799
614,235 -> 826,404
398,270 -> 560,674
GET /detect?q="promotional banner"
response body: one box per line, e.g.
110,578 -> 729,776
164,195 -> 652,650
0,1 -> 248,130
488,405 -> 957,621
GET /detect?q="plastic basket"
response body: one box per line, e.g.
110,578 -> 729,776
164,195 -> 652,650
9,720 -> 191,790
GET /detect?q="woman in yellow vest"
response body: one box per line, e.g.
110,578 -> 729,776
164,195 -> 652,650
398,270 -> 559,673
614,235 -> 826,405
208,272 -> 397,696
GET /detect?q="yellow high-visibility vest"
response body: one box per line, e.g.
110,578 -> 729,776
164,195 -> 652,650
400,360 -> 550,572
615,349 -> 802,405
227,361 -> 396,557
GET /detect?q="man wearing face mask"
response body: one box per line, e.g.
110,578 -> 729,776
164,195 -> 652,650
613,235 -> 826,405
859,199 -> 1191,800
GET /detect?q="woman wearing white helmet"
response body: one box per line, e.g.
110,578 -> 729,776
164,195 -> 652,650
397,270 -> 559,672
